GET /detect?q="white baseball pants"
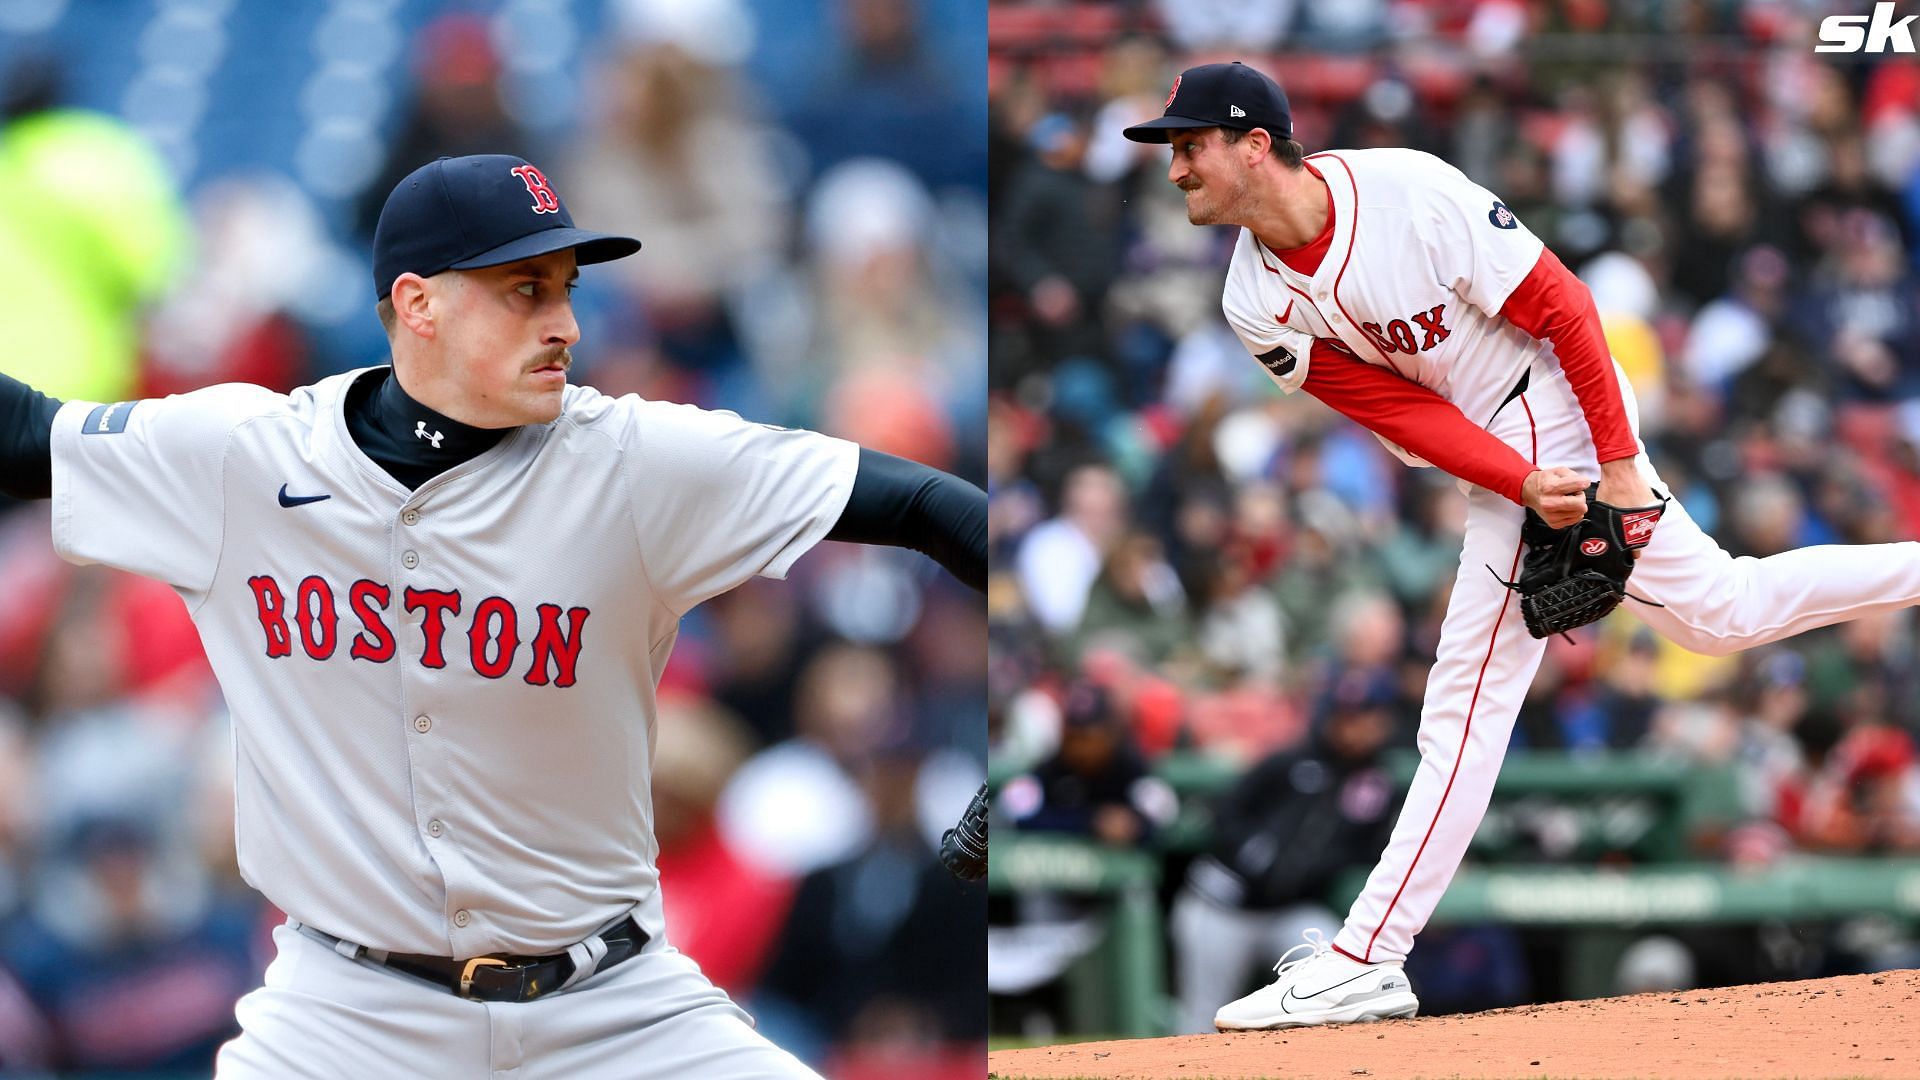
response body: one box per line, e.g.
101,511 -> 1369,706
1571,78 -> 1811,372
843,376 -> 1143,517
215,922 -> 822,1080
1332,360 -> 1920,965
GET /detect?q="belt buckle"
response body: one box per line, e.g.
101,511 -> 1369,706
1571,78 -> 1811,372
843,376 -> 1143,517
459,956 -> 509,999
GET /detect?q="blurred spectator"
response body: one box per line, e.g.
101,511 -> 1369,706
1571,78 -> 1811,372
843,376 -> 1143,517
1169,671 -> 1399,1033
1016,463 -> 1127,636
2,810 -> 258,1072
718,644 -> 897,877
1800,724 -> 1920,853
0,62 -> 186,403
354,14 -> 528,238
1072,531 -> 1186,667
992,112 -> 1121,370
562,14 -> 790,393
758,733 -> 984,1065
653,695 -> 797,997
776,0 -> 985,192
1000,682 -> 1175,845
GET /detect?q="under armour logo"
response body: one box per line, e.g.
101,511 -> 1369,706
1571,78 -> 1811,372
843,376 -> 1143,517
510,164 -> 561,215
1229,105 -> 1247,117
415,420 -> 445,448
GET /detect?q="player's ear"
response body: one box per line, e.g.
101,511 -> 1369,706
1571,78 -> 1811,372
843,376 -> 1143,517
1244,127 -> 1274,165
391,273 -> 436,340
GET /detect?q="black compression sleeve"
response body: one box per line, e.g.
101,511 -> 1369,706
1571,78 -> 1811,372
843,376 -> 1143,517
0,372 -> 61,500
826,447 -> 987,593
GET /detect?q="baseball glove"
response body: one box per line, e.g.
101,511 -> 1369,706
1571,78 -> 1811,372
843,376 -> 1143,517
939,783 -> 989,881
1497,483 -> 1667,639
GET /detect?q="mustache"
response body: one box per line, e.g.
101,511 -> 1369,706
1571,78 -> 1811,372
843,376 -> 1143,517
528,347 -> 572,372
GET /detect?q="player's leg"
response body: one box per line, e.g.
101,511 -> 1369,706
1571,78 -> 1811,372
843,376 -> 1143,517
524,945 -> 823,1080
1213,483 -> 1546,1029
1330,484 -> 1550,966
1625,457 -> 1920,653
215,924 -> 489,1080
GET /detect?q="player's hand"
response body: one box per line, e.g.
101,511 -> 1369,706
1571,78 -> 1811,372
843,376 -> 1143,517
1522,466 -> 1588,529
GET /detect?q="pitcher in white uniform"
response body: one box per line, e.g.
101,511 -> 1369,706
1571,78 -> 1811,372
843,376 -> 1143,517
1124,62 -> 1920,1031
0,154 -> 986,1077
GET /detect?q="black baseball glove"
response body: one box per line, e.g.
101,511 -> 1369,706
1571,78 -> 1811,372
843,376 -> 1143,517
939,783 -> 988,881
1498,483 -> 1666,639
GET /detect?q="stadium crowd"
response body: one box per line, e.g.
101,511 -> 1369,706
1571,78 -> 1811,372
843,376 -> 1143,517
0,0 -> 985,1075
988,0 -> 1920,1034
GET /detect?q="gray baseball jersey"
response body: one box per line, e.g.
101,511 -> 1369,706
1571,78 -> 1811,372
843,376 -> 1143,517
50,368 -> 857,957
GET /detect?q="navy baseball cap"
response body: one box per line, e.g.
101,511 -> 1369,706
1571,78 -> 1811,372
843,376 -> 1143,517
1123,61 -> 1293,144
372,154 -> 641,301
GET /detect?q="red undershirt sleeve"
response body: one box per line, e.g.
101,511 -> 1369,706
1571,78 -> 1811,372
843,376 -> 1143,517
1301,341 -> 1536,505
1496,248 -> 1639,463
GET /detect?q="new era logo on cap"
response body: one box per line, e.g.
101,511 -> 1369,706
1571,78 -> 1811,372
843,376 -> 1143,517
372,155 -> 642,302
1124,61 -> 1294,144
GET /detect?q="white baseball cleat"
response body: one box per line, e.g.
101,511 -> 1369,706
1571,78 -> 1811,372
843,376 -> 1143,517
1214,929 -> 1420,1031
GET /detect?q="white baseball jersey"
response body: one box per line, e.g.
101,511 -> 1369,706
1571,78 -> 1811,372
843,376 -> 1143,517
1195,144 -> 1920,984
49,368 -> 857,958
1220,148 -> 1547,459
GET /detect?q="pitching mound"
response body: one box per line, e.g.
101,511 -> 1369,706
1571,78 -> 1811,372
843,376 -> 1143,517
988,968 -> 1920,1079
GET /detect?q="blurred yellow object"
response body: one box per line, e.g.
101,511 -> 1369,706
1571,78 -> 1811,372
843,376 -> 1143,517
1601,312 -> 1664,399
0,109 -> 187,402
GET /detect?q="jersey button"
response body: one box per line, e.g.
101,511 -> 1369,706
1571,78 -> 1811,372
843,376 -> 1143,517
428,819 -> 444,838
414,715 -> 431,733
453,909 -> 470,928
402,551 -> 419,569
402,510 -> 420,526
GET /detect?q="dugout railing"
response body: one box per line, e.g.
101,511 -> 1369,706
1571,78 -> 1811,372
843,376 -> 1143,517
990,751 -> 1920,1036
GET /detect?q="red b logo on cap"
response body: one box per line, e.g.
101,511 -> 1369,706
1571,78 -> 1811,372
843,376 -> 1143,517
511,164 -> 561,215
1164,74 -> 1182,112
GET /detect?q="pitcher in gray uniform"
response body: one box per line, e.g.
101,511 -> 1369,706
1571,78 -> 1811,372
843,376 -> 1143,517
0,154 -> 986,1078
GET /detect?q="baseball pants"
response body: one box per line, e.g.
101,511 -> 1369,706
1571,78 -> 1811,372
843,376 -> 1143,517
215,922 -> 822,1080
1332,359 -> 1920,965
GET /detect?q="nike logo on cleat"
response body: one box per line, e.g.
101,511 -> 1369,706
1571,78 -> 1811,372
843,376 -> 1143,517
1281,970 -> 1373,1012
278,484 -> 332,508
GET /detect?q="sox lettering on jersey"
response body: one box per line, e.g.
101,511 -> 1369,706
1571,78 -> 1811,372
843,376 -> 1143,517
247,573 -> 590,687
1362,304 -> 1450,356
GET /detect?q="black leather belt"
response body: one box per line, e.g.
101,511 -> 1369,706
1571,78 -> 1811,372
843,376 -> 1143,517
294,915 -> 649,1003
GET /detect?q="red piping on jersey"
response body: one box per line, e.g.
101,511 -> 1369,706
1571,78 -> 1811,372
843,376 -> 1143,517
1362,394 -> 1536,962
1312,152 -> 1408,379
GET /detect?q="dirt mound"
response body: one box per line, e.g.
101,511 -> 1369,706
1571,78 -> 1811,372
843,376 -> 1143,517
989,969 -> 1920,1079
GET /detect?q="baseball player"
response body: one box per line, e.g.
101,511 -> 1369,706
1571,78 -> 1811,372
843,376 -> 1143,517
0,154 -> 985,1077
1124,62 -> 1920,1030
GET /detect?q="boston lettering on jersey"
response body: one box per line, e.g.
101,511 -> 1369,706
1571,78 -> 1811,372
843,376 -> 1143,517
246,573 -> 590,687
1360,303 -> 1451,356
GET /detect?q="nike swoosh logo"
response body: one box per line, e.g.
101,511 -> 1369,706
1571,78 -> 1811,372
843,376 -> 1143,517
1276,299 -> 1295,325
278,484 -> 331,508
1281,969 -> 1374,1013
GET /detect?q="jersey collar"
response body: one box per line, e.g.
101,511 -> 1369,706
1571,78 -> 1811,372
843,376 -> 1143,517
375,369 -> 507,462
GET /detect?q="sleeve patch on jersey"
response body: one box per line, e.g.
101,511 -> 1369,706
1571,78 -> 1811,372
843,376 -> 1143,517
82,401 -> 138,435
1256,343 -> 1297,377
1488,201 -> 1518,230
